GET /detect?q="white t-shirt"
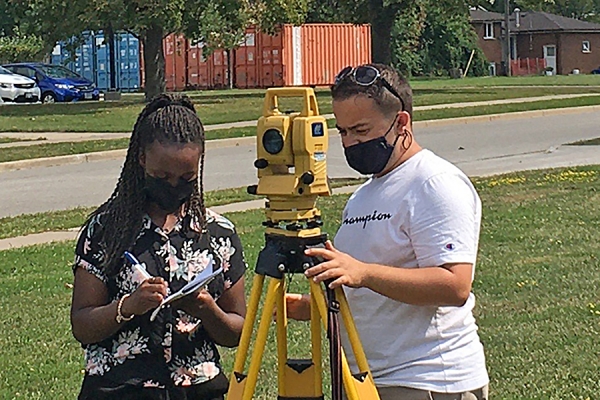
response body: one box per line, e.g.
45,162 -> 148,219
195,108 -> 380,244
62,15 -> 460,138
335,149 -> 489,393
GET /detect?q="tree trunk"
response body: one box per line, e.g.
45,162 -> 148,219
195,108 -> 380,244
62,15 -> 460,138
369,0 -> 398,65
105,24 -> 117,90
226,49 -> 234,89
142,24 -> 166,102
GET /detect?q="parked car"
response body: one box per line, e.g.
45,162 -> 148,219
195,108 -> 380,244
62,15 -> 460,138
592,66 -> 600,74
0,65 -> 41,103
2,62 -> 100,103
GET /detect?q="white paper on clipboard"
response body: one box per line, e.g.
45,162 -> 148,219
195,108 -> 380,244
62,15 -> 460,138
149,263 -> 223,322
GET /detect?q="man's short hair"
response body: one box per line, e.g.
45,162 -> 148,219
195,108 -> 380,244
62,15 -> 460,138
331,63 -> 413,119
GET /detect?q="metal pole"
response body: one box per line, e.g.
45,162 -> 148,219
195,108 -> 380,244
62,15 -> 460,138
505,0 -> 512,76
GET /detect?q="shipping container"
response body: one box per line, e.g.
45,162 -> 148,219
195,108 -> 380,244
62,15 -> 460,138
52,31 -> 141,92
96,32 -> 141,92
142,24 -> 371,91
281,24 -> 371,87
235,24 -> 371,88
234,27 -> 285,88
163,34 -> 187,91
187,40 -> 229,89
51,32 -> 95,83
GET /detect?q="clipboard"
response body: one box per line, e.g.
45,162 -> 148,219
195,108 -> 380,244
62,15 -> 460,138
149,264 -> 223,322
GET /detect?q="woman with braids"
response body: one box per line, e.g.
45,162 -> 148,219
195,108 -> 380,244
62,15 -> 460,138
70,93 -> 247,400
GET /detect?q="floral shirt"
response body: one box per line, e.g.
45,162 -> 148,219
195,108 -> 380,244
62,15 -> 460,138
73,209 -> 246,399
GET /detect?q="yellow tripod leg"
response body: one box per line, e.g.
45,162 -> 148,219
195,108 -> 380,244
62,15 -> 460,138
310,281 -> 381,400
228,277 -> 282,400
277,279 -> 324,399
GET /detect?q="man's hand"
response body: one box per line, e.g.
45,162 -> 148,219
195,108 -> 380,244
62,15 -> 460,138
279,293 -> 311,321
304,241 -> 368,289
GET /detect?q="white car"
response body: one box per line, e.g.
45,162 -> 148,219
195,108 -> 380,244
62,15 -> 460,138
0,65 -> 41,103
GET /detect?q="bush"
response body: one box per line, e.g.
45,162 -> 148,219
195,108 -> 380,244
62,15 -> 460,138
0,30 -> 46,63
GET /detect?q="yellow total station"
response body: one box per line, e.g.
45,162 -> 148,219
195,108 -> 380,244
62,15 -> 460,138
247,87 -> 331,238
229,88 -> 380,400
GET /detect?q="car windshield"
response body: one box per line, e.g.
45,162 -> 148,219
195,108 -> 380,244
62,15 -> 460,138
39,65 -> 81,79
0,66 -> 12,75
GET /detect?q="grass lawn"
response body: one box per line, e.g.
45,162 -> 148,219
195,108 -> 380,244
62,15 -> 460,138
2,84 -> 600,133
410,74 -> 600,88
1,166 -> 599,398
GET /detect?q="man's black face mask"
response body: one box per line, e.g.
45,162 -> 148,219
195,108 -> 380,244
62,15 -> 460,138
344,117 -> 400,175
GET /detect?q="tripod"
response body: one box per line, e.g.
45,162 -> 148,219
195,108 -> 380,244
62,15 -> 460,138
227,232 -> 381,400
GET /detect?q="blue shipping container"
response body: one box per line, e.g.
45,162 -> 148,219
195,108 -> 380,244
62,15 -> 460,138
52,31 -> 141,92
51,32 -> 95,82
95,32 -> 140,92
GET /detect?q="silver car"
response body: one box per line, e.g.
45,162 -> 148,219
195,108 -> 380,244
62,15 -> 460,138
0,65 -> 41,103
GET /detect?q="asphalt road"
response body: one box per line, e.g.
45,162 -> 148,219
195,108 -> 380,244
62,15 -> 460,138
1,111 -> 599,218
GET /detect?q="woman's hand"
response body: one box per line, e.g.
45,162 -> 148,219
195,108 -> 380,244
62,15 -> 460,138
122,277 -> 168,317
173,289 -> 218,320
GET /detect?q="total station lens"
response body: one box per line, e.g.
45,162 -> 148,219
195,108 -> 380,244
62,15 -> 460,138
263,129 -> 284,154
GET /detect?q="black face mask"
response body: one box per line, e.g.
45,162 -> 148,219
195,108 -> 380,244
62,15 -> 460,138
344,118 -> 400,175
143,175 -> 195,213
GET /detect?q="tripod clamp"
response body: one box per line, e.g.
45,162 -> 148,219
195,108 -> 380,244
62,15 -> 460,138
255,233 -> 329,278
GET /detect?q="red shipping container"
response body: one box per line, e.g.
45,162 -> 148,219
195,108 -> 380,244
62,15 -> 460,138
211,49 -> 229,89
164,34 -> 187,91
187,41 -> 229,89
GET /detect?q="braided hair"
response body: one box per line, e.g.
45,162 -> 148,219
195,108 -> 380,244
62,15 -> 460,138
86,93 -> 206,277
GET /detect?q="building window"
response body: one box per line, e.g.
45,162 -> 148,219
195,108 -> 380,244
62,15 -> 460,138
582,41 -> 591,53
484,23 -> 494,39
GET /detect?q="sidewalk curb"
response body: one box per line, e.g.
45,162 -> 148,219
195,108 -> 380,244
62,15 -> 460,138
2,104 -> 600,173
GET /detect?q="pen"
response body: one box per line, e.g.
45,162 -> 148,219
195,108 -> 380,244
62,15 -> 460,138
124,251 -> 153,281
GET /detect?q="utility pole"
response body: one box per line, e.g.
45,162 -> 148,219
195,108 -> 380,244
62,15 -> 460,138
504,0 -> 512,76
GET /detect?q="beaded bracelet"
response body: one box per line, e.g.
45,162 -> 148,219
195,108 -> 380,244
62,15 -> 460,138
116,294 -> 135,324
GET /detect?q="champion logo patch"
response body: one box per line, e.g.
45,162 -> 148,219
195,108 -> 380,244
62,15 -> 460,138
445,243 -> 456,251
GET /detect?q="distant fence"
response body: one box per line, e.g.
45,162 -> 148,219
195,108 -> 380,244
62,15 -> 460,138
511,58 -> 547,76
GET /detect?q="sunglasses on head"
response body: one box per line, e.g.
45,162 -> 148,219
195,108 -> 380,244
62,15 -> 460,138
333,65 -> 405,111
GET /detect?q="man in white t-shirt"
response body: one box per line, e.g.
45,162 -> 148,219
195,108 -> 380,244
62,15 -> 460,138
286,63 -> 489,399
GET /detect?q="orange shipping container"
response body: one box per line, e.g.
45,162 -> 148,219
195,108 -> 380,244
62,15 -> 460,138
141,24 -> 371,91
234,24 -> 371,88
286,24 -> 371,87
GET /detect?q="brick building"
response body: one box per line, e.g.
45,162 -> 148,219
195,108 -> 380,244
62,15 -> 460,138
470,8 -> 600,75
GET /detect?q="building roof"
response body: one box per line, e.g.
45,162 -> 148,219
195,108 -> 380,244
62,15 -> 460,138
470,9 -> 600,33
469,9 -> 504,22
512,11 -> 600,33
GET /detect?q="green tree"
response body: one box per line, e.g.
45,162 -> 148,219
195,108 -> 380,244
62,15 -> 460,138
0,1 -> 47,63
416,0 -> 488,76
16,0 -> 308,100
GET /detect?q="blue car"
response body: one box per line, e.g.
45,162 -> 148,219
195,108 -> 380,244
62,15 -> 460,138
2,62 -> 100,103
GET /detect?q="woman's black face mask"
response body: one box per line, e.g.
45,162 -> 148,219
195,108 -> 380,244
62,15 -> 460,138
344,117 -> 400,175
143,175 -> 195,213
